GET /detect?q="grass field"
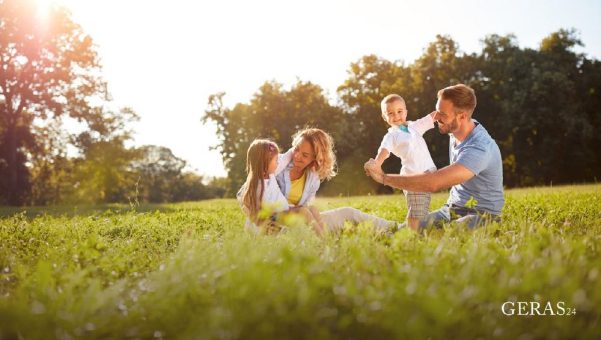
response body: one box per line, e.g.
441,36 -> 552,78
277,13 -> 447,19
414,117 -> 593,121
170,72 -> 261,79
1,184 -> 600,339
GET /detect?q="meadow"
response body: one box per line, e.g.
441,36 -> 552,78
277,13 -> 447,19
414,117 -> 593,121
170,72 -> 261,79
1,184 -> 600,339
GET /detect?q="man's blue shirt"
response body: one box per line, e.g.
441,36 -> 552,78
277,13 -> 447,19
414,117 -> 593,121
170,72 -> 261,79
447,121 -> 505,215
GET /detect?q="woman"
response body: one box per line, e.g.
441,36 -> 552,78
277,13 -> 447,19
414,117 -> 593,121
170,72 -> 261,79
276,128 -> 399,233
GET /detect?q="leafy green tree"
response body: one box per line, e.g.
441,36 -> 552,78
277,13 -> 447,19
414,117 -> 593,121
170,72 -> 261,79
69,108 -> 139,204
171,173 -> 226,202
529,29 -> 595,185
203,80 -> 346,195
336,55 -> 413,194
338,55 -> 410,154
28,120 -> 74,205
477,29 -> 599,186
0,0 -> 108,205
577,56 -> 601,181
131,145 -> 186,203
70,139 -> 137,203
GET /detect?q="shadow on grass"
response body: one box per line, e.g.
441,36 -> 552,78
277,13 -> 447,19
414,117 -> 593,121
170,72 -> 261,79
0,203 -> 178,219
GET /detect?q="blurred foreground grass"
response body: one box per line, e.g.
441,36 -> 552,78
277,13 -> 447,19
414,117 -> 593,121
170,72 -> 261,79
1,185 -> 600,339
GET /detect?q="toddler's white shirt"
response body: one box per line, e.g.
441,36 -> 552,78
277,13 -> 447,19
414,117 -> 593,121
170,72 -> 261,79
378,114 -> 436,175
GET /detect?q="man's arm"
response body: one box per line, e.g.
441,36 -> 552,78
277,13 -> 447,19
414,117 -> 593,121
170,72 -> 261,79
364,159 -> 475,192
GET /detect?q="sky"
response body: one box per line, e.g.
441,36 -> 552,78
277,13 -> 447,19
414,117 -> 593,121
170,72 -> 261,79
37,0 -> 601,178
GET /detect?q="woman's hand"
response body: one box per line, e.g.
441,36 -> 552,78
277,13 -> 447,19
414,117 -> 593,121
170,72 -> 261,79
291,206 -> 326,237
307,206 -> 326,237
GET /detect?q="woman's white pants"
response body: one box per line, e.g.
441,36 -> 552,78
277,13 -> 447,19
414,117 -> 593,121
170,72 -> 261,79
319,207 -> 396,233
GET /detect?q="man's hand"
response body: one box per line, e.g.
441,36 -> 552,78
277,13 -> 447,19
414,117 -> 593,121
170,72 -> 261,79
364,158 -> 385,184
363,158 -> 376,176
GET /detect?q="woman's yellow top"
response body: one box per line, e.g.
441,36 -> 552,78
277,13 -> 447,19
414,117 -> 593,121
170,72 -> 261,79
287,171 -> 306,206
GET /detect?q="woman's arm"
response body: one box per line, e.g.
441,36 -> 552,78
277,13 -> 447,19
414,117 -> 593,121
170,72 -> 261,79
302,177 -> 320,206
289,206 -> 324,237
288,206 -> 325,236
307,206 -> 325,236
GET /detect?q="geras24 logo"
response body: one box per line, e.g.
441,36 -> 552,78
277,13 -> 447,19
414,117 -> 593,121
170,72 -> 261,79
501,301 -> 576,316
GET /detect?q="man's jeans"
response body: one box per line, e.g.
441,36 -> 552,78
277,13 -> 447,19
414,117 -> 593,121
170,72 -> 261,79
418,204 -> 501,229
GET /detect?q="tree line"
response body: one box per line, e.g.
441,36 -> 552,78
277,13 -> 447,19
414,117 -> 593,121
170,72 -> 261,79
0,0 -> 224,206
203,30 -> 601,197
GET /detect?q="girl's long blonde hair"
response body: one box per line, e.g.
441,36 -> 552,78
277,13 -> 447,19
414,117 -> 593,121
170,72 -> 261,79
241,139 -> 279,221
292,128 -> 337,181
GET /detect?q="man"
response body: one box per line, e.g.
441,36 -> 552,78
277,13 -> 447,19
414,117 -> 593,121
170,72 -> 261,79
364,84 -> 504,228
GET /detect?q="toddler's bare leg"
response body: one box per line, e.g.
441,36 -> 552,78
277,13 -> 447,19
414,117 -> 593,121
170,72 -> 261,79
407,217 -> 420,231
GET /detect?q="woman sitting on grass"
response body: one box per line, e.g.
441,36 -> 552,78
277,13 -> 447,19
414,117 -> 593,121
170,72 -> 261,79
275,128 -> 399,234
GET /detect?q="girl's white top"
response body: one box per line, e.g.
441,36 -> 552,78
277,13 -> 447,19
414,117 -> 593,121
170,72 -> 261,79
378,114 -> 437,175
236,149 -> 294,233
258,173 -> 289,213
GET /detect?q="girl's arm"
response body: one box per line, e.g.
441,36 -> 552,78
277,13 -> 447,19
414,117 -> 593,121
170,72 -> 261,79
275,147 -> 295,175
236,185 -> 245,206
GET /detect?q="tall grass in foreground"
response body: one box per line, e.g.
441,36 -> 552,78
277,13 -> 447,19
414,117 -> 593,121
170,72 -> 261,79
1,185 -> 600,339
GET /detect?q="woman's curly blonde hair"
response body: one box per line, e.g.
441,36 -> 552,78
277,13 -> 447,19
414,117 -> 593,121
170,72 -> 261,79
292,128 -> 337,181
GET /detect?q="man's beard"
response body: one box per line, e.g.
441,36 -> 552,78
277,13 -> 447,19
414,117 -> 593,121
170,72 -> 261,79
437,118 -> 459,134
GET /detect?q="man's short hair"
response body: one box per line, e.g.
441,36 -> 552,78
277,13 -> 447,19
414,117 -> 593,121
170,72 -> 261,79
437,84 -> 477,116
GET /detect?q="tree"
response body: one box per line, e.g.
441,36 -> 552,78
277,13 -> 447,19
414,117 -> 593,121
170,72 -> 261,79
68,108 -> 140,204
0,0 -> 108,205
530,29 -> 593,184
335,55 -> 412,194
28,119 -> 73,205
129,146 -> 226,203
577,57 -> 601,181
131,145 -> 186,203
338,55 -> 410,153
476,29 -> 599,186
203,80 -> 346,195
171,172 -> 226,202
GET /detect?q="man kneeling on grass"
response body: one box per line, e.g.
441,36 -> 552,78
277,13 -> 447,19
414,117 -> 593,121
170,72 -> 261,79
364,84 -> 504,230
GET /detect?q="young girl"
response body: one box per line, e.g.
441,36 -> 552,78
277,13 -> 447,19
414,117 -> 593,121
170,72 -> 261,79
237,139 -> 324,235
